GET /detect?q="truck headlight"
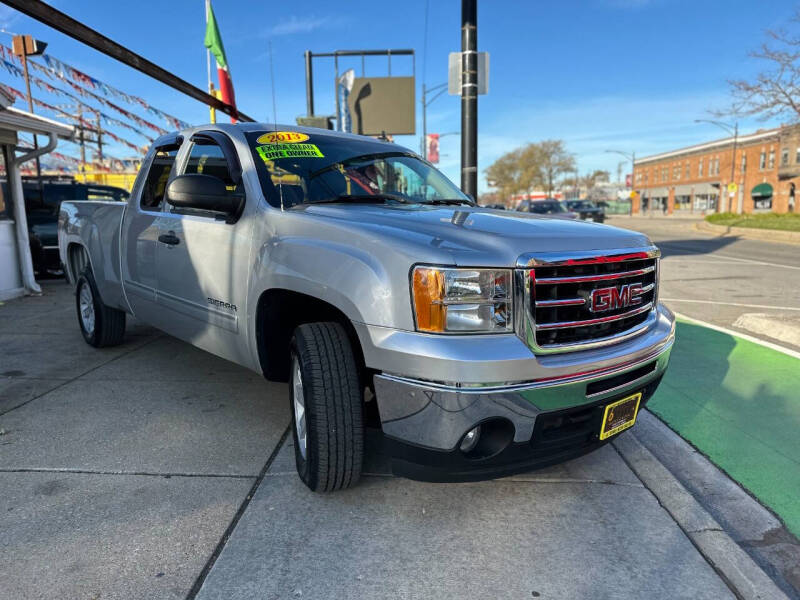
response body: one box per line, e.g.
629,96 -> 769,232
412,267 -> 512,333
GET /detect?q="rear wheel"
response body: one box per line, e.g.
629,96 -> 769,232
289,322 -> 363,492
75,269 -> 126,348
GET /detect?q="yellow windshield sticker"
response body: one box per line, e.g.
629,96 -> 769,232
256,143 -> 324,161
256,131 -> 310,144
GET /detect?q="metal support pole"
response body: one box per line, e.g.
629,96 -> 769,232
304,50 -> 314,116
729,122 -> 738,213
460,0 -> 478,198
78,104 -> 85,165
630,151 -> 635,216
96,112 -> 103,164
422,84 -> 427,159
19,51 -> 43,188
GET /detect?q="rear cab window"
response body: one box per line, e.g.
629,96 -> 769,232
140,147 -> 178,210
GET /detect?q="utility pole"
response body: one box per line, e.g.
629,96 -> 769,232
12,35 -> 48,189
460,0 -> 478,198
96,112 -> 103,165
77,104 -> 86,166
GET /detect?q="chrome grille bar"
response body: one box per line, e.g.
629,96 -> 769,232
535,265 -> 655,285
535,302 -> 654,331
536,297 -> 586,307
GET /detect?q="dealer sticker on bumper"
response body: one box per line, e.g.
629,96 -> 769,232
599,392 -> 642,440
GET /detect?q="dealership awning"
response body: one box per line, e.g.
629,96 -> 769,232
751,183 -> 773,198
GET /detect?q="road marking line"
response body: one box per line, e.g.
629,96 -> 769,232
673,312 -> 800,360
662,298 -> 800,311
661,258 -> 759,265
657,246 -> 800,271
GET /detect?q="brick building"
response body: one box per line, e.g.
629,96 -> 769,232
632,126 -> 799,215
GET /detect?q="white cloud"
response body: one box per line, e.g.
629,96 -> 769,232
268,15 -> 348,36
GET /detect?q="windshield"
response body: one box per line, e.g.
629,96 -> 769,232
245,130 -> 470,208
530,201 -> 566,214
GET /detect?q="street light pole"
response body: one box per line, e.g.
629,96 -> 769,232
605,149 -> 635,216
460,0 -> 478,198
694,119 -> 738,213
421,82 -> 447,159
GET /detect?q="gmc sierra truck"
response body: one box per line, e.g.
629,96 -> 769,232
59,124 -> 675,492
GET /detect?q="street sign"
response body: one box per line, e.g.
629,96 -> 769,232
448,52 -> 489,95
727,183 -> 738,193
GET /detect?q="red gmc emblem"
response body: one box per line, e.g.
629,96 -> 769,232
589,282 -> 644,313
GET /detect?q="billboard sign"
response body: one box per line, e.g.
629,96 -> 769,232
346,76 -> 415,136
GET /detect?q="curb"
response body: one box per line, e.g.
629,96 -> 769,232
696,220 -> 800,245
613,431 -> 790,600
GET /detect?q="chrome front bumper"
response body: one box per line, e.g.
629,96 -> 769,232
368,303 -> 675,452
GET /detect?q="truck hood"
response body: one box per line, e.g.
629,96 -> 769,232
299,203 -> 652,267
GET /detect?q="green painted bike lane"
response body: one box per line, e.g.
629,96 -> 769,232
648,318 -> 800,537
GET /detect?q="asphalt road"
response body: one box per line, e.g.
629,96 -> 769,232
606,215 -> 800,352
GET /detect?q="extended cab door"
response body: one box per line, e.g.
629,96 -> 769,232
154,131 -> 254,365
120,137 -> 180,323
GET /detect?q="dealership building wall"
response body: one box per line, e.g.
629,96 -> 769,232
632,126 -> 800,215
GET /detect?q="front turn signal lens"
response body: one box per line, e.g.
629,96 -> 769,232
413,267 -> 447,332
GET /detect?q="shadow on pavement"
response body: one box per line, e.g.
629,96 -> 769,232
654,236 -> 740,257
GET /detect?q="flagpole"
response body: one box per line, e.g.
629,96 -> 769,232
205,0 -> 215,123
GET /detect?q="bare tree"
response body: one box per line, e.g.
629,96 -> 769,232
484,147 -> 531,202
535,140 -> 576,198
485,140 -> 575,201
720,11 -> 800,121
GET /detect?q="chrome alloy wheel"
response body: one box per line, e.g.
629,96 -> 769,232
78,282 -> 95,336
291,356 -> 307,459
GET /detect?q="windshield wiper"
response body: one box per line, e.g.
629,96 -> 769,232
301,193 -> 412,206
423,198 -> 476,206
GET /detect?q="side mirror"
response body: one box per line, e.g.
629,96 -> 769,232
166,174 -> 240,214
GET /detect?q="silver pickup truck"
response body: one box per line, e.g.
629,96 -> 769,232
59,124 -> 675,492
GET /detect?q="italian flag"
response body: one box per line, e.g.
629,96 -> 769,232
204,0 -> 237,123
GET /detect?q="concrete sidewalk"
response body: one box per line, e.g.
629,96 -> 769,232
0,281 -> 792,599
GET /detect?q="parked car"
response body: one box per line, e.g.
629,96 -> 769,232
566,199 -> 606,223
1,179 -> 129,275
59,124 -> 675,492
516,198 -> 578,219
482,202 -> 506,210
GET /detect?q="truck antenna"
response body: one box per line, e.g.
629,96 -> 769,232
268,40 -> 285,210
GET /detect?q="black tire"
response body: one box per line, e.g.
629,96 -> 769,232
289,322 -> 364,492
75,269 -> 126,348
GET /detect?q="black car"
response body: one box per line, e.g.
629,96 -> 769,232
565,199 -> 605,223
516,199 -> 578,220
0,179 -> 129,275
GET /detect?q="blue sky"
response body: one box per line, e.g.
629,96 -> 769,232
0,0 -> 796,191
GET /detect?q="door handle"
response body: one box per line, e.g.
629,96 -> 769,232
158,231 -> 180,246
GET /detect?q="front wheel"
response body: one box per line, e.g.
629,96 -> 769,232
289,322 -> 364,492
76,270 -> 126,348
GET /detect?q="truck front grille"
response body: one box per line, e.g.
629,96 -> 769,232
522,250 -> 659,351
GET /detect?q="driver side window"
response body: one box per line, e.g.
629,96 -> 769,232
175,140 -> 242,216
